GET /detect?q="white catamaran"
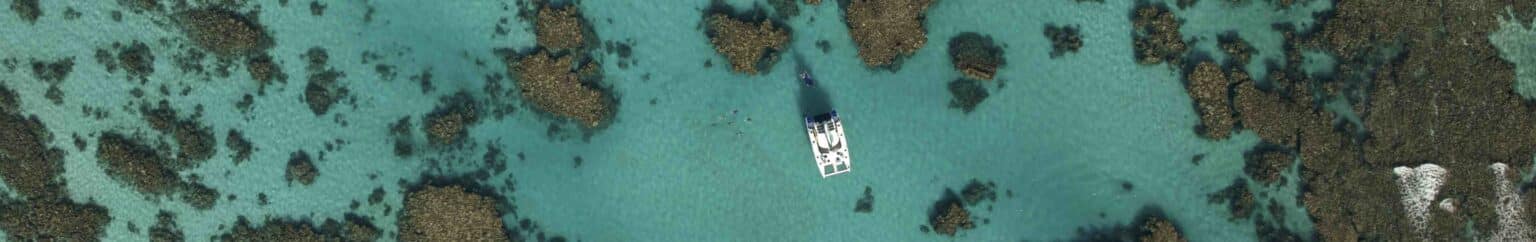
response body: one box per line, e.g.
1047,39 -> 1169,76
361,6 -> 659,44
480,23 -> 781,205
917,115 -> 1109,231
806,112 -> 850,177
801,72 -> 850,178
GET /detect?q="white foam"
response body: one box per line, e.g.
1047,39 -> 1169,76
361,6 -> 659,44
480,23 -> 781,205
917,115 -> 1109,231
1394,164 -> 1447,236
1491,163 -> 1531,241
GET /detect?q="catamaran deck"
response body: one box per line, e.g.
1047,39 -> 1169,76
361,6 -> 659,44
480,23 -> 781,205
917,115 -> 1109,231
806,112 -> 850,178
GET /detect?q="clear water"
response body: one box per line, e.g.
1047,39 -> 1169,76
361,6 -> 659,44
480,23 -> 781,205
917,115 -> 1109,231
1494,7 -> 1536,100
0,0 -> 1349,241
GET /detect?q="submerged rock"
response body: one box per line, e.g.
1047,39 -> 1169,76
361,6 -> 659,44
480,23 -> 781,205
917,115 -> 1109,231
220,217 -> 328,242
854,186 -> 874,213
930,202 -> 974,236
96,133 -> 182,195
139,101 -> 217,167
309,1 -> 326,16
119,41 -> 156,78
400,185 -> 509,241
141,101 -> 177,133
514,1 -> 615,129
10,0 -> 39,23
948,32 -> 1005,80
175,8 -> 272,58
369,188 -> 387,205
843,0 -> 935,68
1185,62 -> 1232,139
118,0 -> 160,12
706,13 -> 790,74
0,88 -> 112,241
182,181 -> 220,210
170,119 -> 217,164
390,117 -> 415,156
1207,179 -> 1255,220
1045,24 -> 1084,58
286,151 -> 317,185
535,5 -> 586,50
768,0 -> 800,18
1130,4 -> 1186,65
0,84 -> 16,114
1242,145 -> 1293,185
246,54 -> 284,89
303,72 -> 346,115
925,181 -> 1003,237
302,48 -> 347,116
345,220 -> 380,242
226,129 -> 253,164
511,51 -> 612,127
947,78 -> 989,113
0,112 -> 67,199
95,48 -> 119,73
44,86 -> 61,105
1139,217 -> 1186,242
149,211 -> 184,242
0,198 -> 111,241
1218,33 -> 1254,65
1231,78 -> 1307,147
423,92 -> 481,146
96,131 -> 219,208
960,179 -> 997,205
30,57 -> 75,84
320,216 -> 381,242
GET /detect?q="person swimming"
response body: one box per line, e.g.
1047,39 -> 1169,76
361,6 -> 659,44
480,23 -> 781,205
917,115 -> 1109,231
800,71 -> 816,86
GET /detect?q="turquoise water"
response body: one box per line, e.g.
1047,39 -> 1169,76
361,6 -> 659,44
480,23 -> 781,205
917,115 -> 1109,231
1494,7 -> 1536,100
0,0 -> 1342,241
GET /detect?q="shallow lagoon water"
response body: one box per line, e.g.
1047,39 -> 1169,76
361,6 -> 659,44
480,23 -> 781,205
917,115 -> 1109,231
0,0 -> 1480,241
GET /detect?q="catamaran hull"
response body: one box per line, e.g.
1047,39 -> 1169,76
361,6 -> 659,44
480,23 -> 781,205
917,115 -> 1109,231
806,111 -> 851,178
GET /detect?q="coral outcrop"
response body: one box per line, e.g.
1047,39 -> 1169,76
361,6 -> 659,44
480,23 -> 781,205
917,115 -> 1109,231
511,51 -> 611,127
175,8 -> 272,58
536,5 -> 587,50
1045,24 -> 1083,58
948,33 -> 1005,80
1140,217 -> 1186,242
843,0 -> 935,68
706,13 -> 790,74
930,202 -> 973,236
400,185 -> 509,241
423,92 -> 481,146
1130,4 -> 1185,65
1185,62 -> 1232,139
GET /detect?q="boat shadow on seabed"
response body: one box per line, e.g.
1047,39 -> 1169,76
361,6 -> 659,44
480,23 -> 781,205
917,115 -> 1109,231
795,53 -> 834,116
793,52 -> 851,178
